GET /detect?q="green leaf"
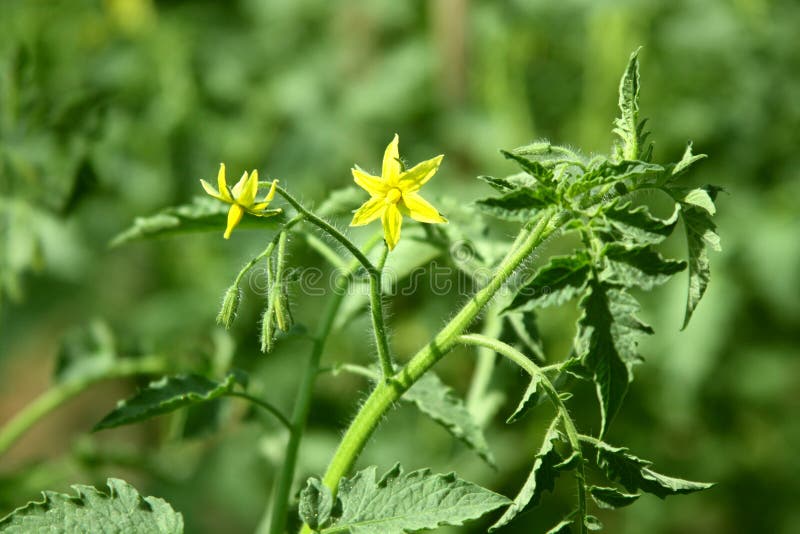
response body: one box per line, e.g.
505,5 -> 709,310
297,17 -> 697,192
319,465 -> 509,534
299,478 -> 333,531
110,196 -> 284,246
507,254 -> 591,311
506,373 -> 543,424
477,175 -> 514,192
501,150 -> 556,187
601,244 -> 686,290
474,188 -> 552,221
588,485 -> 640,509
94,373 -> 242,431
586,440 -> 715,499
681,188 -> 716,215
574,283 -> 652,435
503,310 -> 545,363
603,201 -> 679,246
490,419 -> 569,531
671,142 -> 706,177
676,186 -> 721,329
612,47 -> 650,162
0,478 -> 183,533
404,372 -> 495,467
545,519 -> 574,534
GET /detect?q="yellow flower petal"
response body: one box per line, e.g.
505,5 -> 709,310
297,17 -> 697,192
350,196 -> 385,227
382,133 -> 401,185
398,154 -> 443,192
224,204 -> 245,239
238,169 -> 259,207
381,202 -> 402,250
200,179 -> 227,202
402,192 -> 447,224
231,170 -> 249,199
217,163 -> 232,201
261,179 -> 279,204
352,167 -> 388,196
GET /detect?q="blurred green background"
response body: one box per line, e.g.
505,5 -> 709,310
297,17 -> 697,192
1,0 -> 798,532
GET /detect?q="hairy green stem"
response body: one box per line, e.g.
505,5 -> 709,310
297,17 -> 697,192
456,334 -> 587,532
465,301 -> 503,426
0,356 -> 168,458
370,243 -> 393,378
234,215 -> 304,287
264,233 -> 383,534
276,186 -> 393,376
297,210 -> 564,534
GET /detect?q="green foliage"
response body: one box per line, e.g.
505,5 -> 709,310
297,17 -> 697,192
490,419 -> 568,531
110,197 -> 284,246
0,478 -> 183,533
613,48 -> 651,162
404,371 -> 495,467
298,465 -> 509,533
584,438 -> 714,499
299,479 -> 333,532
94,373 -> 244,431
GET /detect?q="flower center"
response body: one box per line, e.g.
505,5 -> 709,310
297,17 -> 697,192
385,188 -> 402,204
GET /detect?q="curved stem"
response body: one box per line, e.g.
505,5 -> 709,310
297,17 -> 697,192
264,233 -> 383,534
276,186 -> 375,273
0,356 -> 168,458
225,392 -> 292,431
277,185 -> 393,378
299,209 -> 565,534
457,333 -> 587,532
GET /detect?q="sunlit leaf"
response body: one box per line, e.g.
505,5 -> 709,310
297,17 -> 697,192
0,478 -> 183,533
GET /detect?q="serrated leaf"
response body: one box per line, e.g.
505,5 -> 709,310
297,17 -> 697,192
299,478 -> 333,531
574,283 -> 652,435
321,465 -> 509,534
110,196 -> 284,246
477,175 -> 514,192
588,485 -> 640,509
603,201 -> 679,245
475,188 -> 552,221
676,186 -> 721,328
94,373 -> 242,431
601,244 -> 686,290
0,478 -> 183,533
507,254 -> 591,311
404,372 -> 495,467
671,142 -> 706,176
490,419 -> 570,531
501,150 -> 556,187
586,440 -> 714,499
613,47 -> 651,162
506,373 -> 543,424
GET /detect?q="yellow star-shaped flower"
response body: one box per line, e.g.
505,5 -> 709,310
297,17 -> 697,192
201,163 -> 281,239
350,134 -> 447,250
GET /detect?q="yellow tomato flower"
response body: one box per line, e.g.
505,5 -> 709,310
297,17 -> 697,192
350,134 -> 447,250
201,163 -> 281,239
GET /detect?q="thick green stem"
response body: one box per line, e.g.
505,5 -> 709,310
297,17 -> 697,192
298,210 -> 564,534
0,356 -> 168,458
456,334 -> 587,532
264,234 -> 382,534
